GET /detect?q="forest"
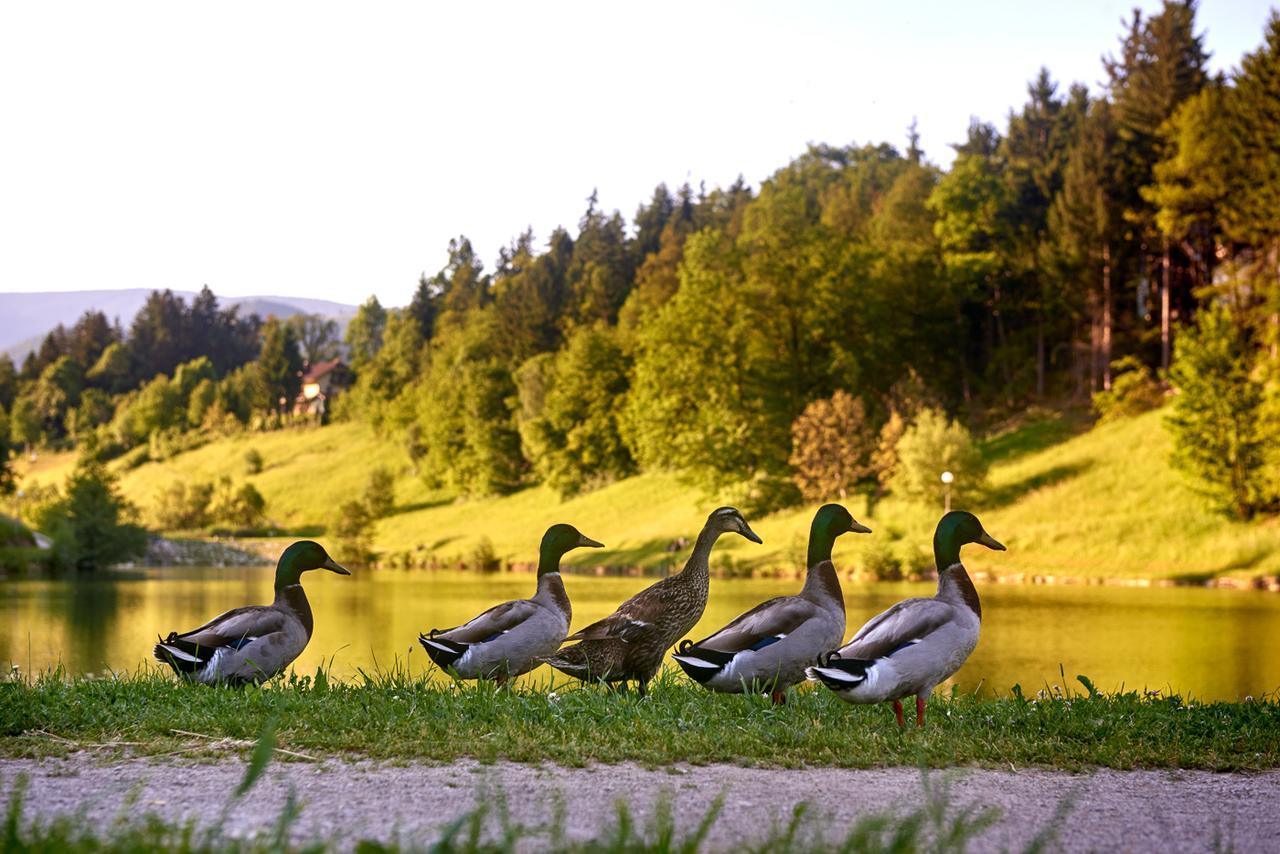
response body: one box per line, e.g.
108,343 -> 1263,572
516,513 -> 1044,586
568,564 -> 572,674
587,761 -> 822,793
1,1 -> 1277,547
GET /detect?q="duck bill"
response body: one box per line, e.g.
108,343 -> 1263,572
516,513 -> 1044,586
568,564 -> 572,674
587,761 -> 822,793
322,557 -> 352,575
578,535 -> 605,549
976,532 -> 1006,552
740,523 -> 763,544
848,521 -> 873,534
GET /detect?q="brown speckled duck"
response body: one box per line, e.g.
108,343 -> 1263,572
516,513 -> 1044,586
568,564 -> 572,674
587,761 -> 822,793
541,507 -> 761,694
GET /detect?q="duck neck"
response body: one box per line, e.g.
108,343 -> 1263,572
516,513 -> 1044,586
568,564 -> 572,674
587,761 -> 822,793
534,570 -> 572,621
806,518 -> 838,570
800,560 -> 844,610
273,583 -> 314,638
679,525 -> 722,580
933,525 -> 980,617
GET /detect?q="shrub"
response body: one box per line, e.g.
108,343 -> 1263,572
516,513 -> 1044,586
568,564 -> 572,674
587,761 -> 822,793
244,448 -> 264,475
363,467 -> 395,518
860,540 -> 904,581
330,499 -> 374,565
891,407 -> 987,505
469,537 -> 502,572
788,390 -> 876,501
31,459 -> 147,570
1092,356 -> 1164,422
209,477 -> 267,530
152,481 -> 214,530
1166,305 -> 1270,518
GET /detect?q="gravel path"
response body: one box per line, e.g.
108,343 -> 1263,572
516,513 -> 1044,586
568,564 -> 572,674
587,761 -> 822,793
3,756 -> 1276,851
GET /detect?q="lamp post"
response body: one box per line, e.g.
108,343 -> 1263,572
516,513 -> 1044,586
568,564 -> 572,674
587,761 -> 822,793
940,470 -> 953,513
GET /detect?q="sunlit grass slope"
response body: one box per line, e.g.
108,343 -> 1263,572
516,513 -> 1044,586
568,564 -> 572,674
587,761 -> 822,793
15,408 -> 1280,580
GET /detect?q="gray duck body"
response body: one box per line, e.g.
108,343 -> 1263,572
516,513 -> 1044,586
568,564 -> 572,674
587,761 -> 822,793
153,540 -> 349,686
674,560 -> 845,694
421,573 -> 572,680
154,585 -> 316,685
810,565 -> 981,704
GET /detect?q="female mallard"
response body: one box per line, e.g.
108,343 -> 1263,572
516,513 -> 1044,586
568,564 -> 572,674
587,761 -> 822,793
673,503 -> 870,703
806,510 -> 1004,727
542,507 -> 761,695
419,523 -> 603,683
153,540 -> 350,685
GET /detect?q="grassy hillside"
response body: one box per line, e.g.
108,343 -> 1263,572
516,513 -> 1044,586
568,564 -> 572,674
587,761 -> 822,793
15,408 -> 1280,580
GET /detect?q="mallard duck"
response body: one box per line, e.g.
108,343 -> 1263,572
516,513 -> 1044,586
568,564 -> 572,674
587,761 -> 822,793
673,503 -> 870,704
541,507 -> 761,695
418,523 -> 602,682
806,510 -> 1004,727
153,540 -> 350,685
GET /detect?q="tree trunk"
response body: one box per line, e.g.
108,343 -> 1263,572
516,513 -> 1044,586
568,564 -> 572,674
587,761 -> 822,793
1036,279 -> 1046,399
1161,238 -> 1172,373
1088,289 -> 1101,395
1102,244 -> 1113,391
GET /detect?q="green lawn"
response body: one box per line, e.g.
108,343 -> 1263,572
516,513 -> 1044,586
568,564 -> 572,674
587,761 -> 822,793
2,669 -> 1277,771
15,408 -> 1280,580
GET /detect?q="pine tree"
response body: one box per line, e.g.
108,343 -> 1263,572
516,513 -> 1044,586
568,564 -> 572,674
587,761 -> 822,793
1166,305 -> 1268,517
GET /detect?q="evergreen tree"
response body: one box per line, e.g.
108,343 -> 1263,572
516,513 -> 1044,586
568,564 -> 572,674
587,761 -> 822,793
0,354 -> 17,411
32,458 -> 147,570
256,318 -> 304,413
1166,305 -> 1268,517
345,295 -> 388,371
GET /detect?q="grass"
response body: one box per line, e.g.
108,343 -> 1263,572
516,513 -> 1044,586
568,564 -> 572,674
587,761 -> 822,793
14,408 -> 1280,580
2,667 -> 1277,771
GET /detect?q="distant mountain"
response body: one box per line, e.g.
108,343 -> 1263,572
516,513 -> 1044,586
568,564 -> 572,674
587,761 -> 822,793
0,289 -> 359,362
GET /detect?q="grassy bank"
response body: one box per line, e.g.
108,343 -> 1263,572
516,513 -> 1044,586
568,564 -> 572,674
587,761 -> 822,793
2,669 -> 1277,770
15,408 -> 1280,581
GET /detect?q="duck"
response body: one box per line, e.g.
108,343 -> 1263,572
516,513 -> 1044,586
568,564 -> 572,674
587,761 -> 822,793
806,510 -> 1005,727
153,540 -> 350,685
419,523 -> 602,683
541,507 -> 761,695
673,503 -> 870,704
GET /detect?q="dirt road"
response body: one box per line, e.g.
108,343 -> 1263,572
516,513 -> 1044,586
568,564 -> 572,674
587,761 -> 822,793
3,757 -> 1275,851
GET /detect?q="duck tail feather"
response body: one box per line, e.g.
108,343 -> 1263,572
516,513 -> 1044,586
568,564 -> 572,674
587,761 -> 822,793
419,633 -> 467,668
672,640 -> 736,684
805,656 -> 873,690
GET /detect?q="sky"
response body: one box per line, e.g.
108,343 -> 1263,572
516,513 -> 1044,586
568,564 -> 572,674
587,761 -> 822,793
0,2 -> 1274,308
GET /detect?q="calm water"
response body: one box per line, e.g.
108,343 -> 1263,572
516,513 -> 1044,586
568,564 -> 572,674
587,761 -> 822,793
3,567 -> 1279,701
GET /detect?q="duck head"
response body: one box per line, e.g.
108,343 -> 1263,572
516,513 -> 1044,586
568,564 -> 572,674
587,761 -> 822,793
705,506 -> 763,543
538,523 -> 604,574
932,511 -> 1004,571
807,503 -> 872,568
274,540 -> 350,589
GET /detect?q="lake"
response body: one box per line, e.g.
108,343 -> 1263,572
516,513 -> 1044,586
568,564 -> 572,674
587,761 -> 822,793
3,567 -> 1279,701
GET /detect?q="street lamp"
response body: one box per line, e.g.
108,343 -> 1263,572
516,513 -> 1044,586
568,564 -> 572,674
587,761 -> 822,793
940,471 -> 954,513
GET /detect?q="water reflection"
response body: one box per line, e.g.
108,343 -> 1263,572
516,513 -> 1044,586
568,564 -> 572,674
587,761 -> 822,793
2,567 -> 1278,701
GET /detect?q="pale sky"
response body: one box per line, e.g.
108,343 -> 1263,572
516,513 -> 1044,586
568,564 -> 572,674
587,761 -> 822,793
1,1 -> 1273,308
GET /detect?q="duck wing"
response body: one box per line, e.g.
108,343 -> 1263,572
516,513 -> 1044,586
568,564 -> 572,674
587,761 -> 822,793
839,598 -> 953,661
688,596 -> 815,654
153,606 -> 287,676
565,574 -> 684,643
429,599 -> 539,643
